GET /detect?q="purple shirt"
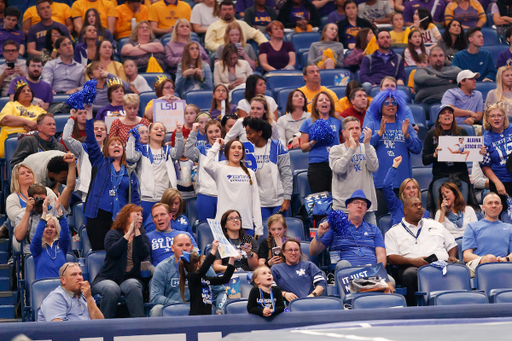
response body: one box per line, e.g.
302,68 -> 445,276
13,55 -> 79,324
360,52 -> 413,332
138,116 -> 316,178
403,0 -> 446,23
342,23 -> 362,45
27,21 -> 71,51
259,41 -> 295,70
289,5 -> 310,22
236,0 -> 276,12
497,49 -> 512,69
328,11 -> 346,24
0,28 -> 25,53
95,104 -> 126,121
8,76 -> 53,104
318,1 -> 336,16
254,9 -> 273,26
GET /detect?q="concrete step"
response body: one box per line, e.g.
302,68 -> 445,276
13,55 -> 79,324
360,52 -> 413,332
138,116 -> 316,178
0,291 -> 17,305
0,305 -> 15,319
0,278 -> 10,292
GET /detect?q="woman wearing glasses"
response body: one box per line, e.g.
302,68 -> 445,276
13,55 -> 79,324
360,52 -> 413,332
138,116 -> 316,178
120,21 -> 165,73
271,239 -> 326,302
362,90 -> 422,219
212,210 -> 259,272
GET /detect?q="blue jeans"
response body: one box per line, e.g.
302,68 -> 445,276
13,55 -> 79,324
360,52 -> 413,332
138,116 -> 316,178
197,194 -> 217,222
261,206 -> 290,220
91,278 -> 145,318
141,200 -> 158,223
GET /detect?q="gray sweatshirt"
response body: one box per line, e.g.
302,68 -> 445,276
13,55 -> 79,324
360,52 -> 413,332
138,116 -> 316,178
329,142 -> 378,212
307,41 -> 345,68
413,66 -> 460,103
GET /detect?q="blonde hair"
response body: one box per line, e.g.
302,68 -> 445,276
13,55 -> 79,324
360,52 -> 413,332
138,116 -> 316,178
170,19 -> 191,43
320,23 -> 339,42
483,104 -> 509,131
42,214 -> 61,248
129,21 -> 155,42
161,188 -> 184,217
11,163 -> 36,193
250,95 -> 274,125
252,265 -> 271,287
223,22 -> 246,47
399,178 -> 422,201
496,66 -> 512,103
123,93 -> 140,106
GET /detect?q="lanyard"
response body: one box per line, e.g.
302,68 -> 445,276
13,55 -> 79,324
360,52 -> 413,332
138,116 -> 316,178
259,288 -> 275,312
401,222 -> 421,244
492,130 -> 510,164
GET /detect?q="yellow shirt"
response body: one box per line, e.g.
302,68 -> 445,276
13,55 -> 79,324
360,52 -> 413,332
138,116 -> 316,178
86,61 -> 127,82
0,101 -> 46,157
23,2 -> 72,26
390,28 -> 410,45
298,85 -> 343,114
71,0 -> 118,28
339,96 -> 373,112
408,69 -> 416,92
145,99 -> 154,113
115,4 -> 150,39
148,0 -> 191,30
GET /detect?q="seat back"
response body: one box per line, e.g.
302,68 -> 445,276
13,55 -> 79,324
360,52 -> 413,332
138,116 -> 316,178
265,74 -> 305,93
230,88 -> 246,106
183,90 -> 213,111
25,255 -> 35,301
352,293 -> 406,309
417,264 -> 472,298
301,241 -> 319,266
428,103 -> 442,127
31,278 -> 62,320
5,136 -> 19,176
319,69 -> 351,87
376,214 -> 393,236
225,299 -> 249,314
369,85 -> 412,103
335,265 -> 366,300
475,262 -> 512,298
86,251 -> 106,283
197,222 -> 214,252
458,123 -> 475,136
290,32 -> 321,51
139,92 -> 158,117
185,197 -> 199,231
328,86 -> 347,100
81,228 -> 91,256
288,297 -> 342,312
276,87 -> 295,116
292,171 -> 311,215
494,291 -> 512,303
475,82 -> 498,102
74,203 -> 84,230
481,45 -> 509,66
162,303 -> 191,316
139,73 -> 172,87
412,167 -> 433,191
404,66 -> 417,83
434,291 -> 488,306
54,115 -> 69,134
289,149 -> 309,175
234,272 -> 254,299
284,217 -> 305,241
52,95 -> 70,105
455,237 -> 463,263
480,27 -> 501,45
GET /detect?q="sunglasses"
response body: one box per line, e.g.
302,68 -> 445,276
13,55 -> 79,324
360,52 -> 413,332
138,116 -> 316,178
384,100 -> 397,106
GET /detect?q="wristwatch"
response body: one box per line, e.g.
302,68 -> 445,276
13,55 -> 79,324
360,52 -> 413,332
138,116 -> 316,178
312,291 -> 318,297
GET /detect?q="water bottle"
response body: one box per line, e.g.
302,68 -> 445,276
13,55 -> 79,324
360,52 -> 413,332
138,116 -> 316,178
131,18 -> 136,30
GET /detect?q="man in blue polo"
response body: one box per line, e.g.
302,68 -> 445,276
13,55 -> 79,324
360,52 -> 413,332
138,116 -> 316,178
147,203 -> 197,269
309,190 -> 387,272
441,69 -> 484,125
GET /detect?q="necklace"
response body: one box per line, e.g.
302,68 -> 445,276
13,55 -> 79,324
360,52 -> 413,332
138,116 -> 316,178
255,141 -> 269,171
45,242 -> 59,260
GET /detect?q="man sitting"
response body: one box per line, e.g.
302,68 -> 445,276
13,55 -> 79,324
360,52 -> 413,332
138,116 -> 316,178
441,70 -> 483,125
22,0 -> 73,36
463,192 -> 512,277
0,40 -> 26,97
299,64 -> 343,115
386,197 -> 458,306
0,7 -> 25,55
340,87 -> 368,122
148,0 -> 191,36
38,262 -> 104,321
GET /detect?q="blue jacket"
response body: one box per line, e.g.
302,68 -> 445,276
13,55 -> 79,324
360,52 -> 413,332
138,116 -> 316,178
175,63 -> 213,97
83,118 -> 141,219
30,216 -> 70,280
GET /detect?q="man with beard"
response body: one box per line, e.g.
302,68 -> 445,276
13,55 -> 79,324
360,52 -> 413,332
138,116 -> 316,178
14,183 -> 63,255
8,56 -> 53,110
414,47 -> 460,105
205,0 -> 267,52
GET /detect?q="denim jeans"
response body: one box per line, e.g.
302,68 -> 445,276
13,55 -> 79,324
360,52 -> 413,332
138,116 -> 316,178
92,278 -> 145,318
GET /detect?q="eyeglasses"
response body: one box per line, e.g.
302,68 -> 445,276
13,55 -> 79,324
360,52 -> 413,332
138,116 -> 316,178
284,249 -> 300,253
51,33 -> 61,37
489,114 -> 504,119
61,262 -> 81,277
3,49 -> 17,53
384,100 -> 397,106
349,199 -> 368,207
227,217 -> 241,222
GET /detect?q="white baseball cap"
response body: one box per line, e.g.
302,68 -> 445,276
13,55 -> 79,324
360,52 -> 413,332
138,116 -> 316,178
457,70 -> 480,84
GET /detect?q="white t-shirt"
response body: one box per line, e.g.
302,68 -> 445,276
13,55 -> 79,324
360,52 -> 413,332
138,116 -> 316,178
385,218 -> 457,261
434,206 -> 478,239
254,142 -> 283,207
190,2 -> 219,27
145,148 -> 170,201
237,96 -> 278,115
130,75 -> 152,93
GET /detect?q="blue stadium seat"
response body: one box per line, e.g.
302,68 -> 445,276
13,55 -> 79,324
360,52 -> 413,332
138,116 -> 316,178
139,73 -> 172,87
265,74 -> 305,94
486,12 -> 494,28
288,297 -> 342,312
162,36 -> 171,47
231,88 -> 246,106
392,47 -> 404,56
408,104 -> 427,140
185,197 -> 199,231
290,32 -> 322,51
495,291 -> 512,303
475,262 -> 512,302
118,38 -> 130,52
416,263 -> 472,306
183,90 -> 213,111
455,237 -> 463,263
352,293 -> 406,309
80,228 -> 91,257
369,85 -> 412,103
276,87 -> 295,115
434,291 -> 488,306
475,82 -> 498,102
87,251 -> 106,283
411,153 -> 424,168
225,299 -> 249,314
301,241 -> 319,266
4,136 -> 19,177
54,115 -> 69,134
319,69 -> 352,87
74,203 -> 84,231
459,123 -> 475,136
481,45 -> 509,66
335,265 -> 366,301
428,103 -> 441,127
376,214 -> 393,236
292,171 -> 310,215
421,189 -> 428,210
289,149 -> 309,175
327,86 -> 347,100
320,16 -> 329,30
230,272 -> 253,298
480,27 -> 501,45
300,50 -> 309,69
139,92 -> 157,117
29,278 -> 61,321
51,95 -> 69,104
284,217 -> 305,241
404,66 -> 417,83
196,222 -> 214,252
162,303 -> 190,316
412,167 -> 433,191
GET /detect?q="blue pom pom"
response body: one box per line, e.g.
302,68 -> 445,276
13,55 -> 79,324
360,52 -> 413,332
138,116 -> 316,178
82,79 -> 97,105
65,91 -> 85,110
309,119 -> 335,144
128,124 -> 146,154
328,210 -> 350,239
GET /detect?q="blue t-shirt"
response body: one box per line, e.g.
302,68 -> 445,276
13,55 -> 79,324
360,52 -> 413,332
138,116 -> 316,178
497,49 -> 512,69
320,216 -> 385,266
462,219 -> 512,256
300,116 -> 342,163
481,125 -> 512,183
144,213 -> 194,235
147,229 -> 198,266
271,261 -> 327,298
289,5 -> 309,22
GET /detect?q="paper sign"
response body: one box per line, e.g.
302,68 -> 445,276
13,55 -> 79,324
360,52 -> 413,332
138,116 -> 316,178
153,99 -> 186,131
438,136 -> 483,162
338,263 -> 389,294
105,116 -> 117,133
207,219 -> 240,259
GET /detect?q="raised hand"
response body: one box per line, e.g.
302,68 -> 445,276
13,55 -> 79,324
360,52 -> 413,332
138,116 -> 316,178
192,122 -> 201,132
216,138 -> 224,146
63,152 -> 75,164
317,221 -> 330,238
378,117 -> 387,137
392,155 -> 402,168
362,127 -> 372,144
175,120 -> 183,134
402,118 -> 410,139
211,240 -> 220,255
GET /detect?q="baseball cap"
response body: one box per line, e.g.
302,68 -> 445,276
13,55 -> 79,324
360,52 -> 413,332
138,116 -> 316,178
457,70 -> 480,84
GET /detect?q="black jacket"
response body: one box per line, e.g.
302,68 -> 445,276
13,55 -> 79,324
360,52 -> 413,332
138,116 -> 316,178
337,17 -> 375,47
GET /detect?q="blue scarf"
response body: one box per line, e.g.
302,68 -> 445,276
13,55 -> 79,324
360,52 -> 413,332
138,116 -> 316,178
110,163 -> 126,220
447,211 -> 464,229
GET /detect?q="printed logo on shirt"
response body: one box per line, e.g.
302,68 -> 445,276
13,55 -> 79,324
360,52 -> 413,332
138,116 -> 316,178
351,153 -> 366,172
171,278 -> 180,287
226,174 -> 251,183
257,297 -> 276,308
152,236 -> 173,252
296,268 -> 306,276
16,105 -> 38,118
201,278 -> 213,305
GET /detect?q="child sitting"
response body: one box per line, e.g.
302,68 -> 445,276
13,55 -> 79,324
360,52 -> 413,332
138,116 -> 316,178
124,59 -> 152,94
247,265 -> 285,317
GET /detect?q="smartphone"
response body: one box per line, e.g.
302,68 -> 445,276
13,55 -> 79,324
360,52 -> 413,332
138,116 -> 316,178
272,246 -> 281,257
424,254 -> 438,263
235,43 -> 242,49
7,62 -> 14,69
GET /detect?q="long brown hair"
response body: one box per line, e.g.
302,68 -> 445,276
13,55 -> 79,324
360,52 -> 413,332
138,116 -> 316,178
404,29 -> 427,65
221,209 -> 247,238
179,251 -> 201,302
211,84 -> 230,113
110,204 -> 142,231
279,239 -> 306,263
224,139 -> 253,185
223,22 -> 246,46
72,109 -> 87,141
434,108 -> 461,137
355,28 -> 372,51
181,42 -> 203,79
250,94 -> 274,125
94,40 -> 120,78
221,43 -> 239,73
311,91 -> 339,122
437,182 -> 466,213
102,136 -> 127,166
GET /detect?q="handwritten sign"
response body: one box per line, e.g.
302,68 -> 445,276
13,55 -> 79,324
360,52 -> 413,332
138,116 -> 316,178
207,219 -> 239,259
153,99 -> 186,131
438,136 -> 483,162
